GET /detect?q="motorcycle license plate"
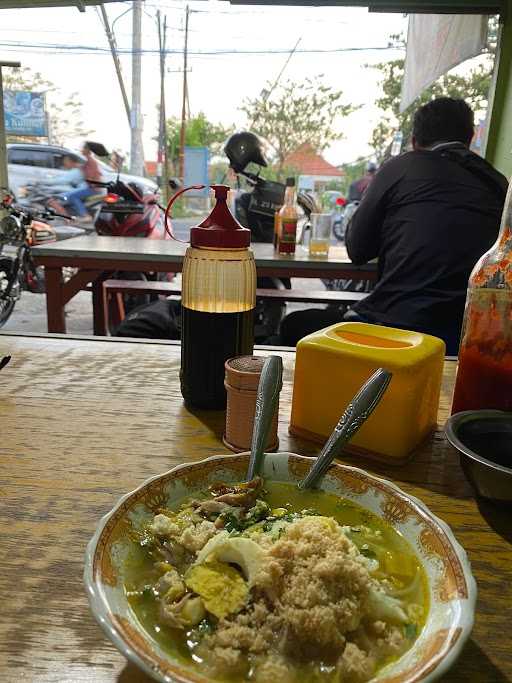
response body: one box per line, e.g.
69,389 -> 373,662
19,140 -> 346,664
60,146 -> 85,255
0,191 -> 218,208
249,181 -> 286,217
100,202 -> 145,215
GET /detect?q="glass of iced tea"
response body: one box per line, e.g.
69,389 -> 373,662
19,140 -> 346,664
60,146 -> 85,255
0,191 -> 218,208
309,213 -> 331,257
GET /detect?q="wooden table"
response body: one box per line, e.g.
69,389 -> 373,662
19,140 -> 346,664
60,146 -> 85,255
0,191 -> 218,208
0,333 -> 510,682
31,235 -> 377,335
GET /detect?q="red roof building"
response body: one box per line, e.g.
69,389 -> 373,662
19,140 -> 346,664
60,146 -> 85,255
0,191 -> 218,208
283,143 -> 343,180
145,161 -> 157,178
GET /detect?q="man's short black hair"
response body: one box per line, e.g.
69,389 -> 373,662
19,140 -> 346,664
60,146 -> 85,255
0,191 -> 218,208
412,97 -> 474,148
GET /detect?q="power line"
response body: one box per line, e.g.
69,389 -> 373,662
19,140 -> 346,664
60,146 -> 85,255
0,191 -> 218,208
0,24 -> 188,35
0,39 -> 401,56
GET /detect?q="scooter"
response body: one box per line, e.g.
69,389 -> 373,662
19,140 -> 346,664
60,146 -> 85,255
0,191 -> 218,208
224,132 -> 313,342
93,177 -> 165,239
332,196 -> 349,242
91,177 -> 172,316
0,194 -> 64,327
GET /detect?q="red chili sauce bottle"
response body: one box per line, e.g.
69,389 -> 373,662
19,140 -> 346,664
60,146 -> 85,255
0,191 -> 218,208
452,183 -> 512,413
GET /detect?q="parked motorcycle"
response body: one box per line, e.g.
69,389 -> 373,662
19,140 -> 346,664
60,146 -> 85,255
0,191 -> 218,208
332,196 -> 349,242
91,177 -> 172,318
93,177 -> 165,238
224,132 -> 313,341
0,194 -> 63,327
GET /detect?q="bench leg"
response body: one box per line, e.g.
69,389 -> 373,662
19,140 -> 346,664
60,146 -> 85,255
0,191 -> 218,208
109,292 -> 126,331
92,274 -> 110,336
44,266 -> 66,333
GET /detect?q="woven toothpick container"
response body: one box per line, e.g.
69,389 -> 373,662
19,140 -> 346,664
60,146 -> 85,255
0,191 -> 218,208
223,356 -> 280,453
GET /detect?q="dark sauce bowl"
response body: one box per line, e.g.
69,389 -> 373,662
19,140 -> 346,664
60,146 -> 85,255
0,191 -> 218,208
445,410 -> 512,504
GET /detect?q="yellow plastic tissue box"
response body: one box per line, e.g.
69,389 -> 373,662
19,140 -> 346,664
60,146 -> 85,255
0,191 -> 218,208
290,322 -> 445,463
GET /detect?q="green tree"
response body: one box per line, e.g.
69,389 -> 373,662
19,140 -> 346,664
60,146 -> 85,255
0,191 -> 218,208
165,112 -> 233,173
240,76 -> 357,171
3,66 -> 92,145
369,27 -> 495,160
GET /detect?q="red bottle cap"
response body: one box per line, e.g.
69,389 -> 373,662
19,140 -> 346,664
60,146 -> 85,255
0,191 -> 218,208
190,185 -> 251,249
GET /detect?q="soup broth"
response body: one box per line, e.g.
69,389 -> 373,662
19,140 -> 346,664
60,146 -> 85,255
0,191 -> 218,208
123,481 -> 429,683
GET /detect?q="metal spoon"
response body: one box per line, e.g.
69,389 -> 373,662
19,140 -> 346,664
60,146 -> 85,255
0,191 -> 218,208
246,356 -> 283,481
299,368 -> 392,490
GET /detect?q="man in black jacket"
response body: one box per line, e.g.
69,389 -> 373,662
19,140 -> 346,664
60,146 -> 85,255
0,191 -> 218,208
280,98 -> 507,354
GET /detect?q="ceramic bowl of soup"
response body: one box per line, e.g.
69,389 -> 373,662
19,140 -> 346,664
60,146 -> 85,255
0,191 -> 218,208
84,453 -> 476,683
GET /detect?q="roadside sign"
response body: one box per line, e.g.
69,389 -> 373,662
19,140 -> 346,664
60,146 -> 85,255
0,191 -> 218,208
3,91 -> 47,137
298,175 -> 315,191
184,146 -> 209,196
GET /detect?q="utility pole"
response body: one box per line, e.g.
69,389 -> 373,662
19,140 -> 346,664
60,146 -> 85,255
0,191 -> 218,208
178,5 -> 190,184
130,0 -> 145,176
99,3 -> 131,126
0,61 -> 21,195
157,10 -> 169,200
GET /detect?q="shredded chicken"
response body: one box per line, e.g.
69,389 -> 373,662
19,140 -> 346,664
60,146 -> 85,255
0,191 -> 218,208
193,499 -> 233,516
209,477 -> 263,508
150,514 -> 216,552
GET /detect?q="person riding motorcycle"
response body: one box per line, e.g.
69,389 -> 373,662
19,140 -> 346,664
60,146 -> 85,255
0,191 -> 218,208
20,155 -> 86,214
65,142 -> 104,223
348,161 -> 377,202
44,154 -> 85,195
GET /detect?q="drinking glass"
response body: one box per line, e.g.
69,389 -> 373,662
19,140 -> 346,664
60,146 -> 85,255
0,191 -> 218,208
309,213 -> 331,257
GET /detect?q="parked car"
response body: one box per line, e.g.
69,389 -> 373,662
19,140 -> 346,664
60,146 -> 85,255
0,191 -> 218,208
7,143 -> 158,199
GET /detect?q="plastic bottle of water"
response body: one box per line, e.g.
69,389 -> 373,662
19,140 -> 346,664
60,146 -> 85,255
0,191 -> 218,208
391,131 -> 403,156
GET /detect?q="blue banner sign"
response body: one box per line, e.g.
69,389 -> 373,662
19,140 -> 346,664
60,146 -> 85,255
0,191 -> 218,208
184,146 -> 209,197
3,90 -> 47,137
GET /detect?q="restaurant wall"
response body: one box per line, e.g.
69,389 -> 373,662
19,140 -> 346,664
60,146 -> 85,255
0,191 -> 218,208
485,10 -> 512,178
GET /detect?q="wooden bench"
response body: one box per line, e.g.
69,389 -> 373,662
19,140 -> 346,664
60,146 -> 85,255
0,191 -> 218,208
102,278 -> 368,330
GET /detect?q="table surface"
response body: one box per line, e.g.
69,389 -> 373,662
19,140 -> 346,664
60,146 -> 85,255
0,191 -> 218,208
0,333 -> 510,683
32,234 -> 376,275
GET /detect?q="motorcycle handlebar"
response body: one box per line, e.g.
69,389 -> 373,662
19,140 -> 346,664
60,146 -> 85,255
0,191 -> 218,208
88,180 -> 111,188
44,207 -> 75,221
1,197 -> 72,223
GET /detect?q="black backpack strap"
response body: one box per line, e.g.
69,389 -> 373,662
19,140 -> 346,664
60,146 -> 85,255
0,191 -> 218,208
438,147 -> 508,202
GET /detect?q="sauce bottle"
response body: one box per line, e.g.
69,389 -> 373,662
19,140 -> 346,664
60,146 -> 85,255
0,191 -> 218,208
179,185 -> 256,410
273,208 -> 281,251
452,182 -> 512,413
278,177 -> 298,254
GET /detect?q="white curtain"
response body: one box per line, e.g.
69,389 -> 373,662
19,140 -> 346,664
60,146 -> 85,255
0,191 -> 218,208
400,13 -> 487,112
